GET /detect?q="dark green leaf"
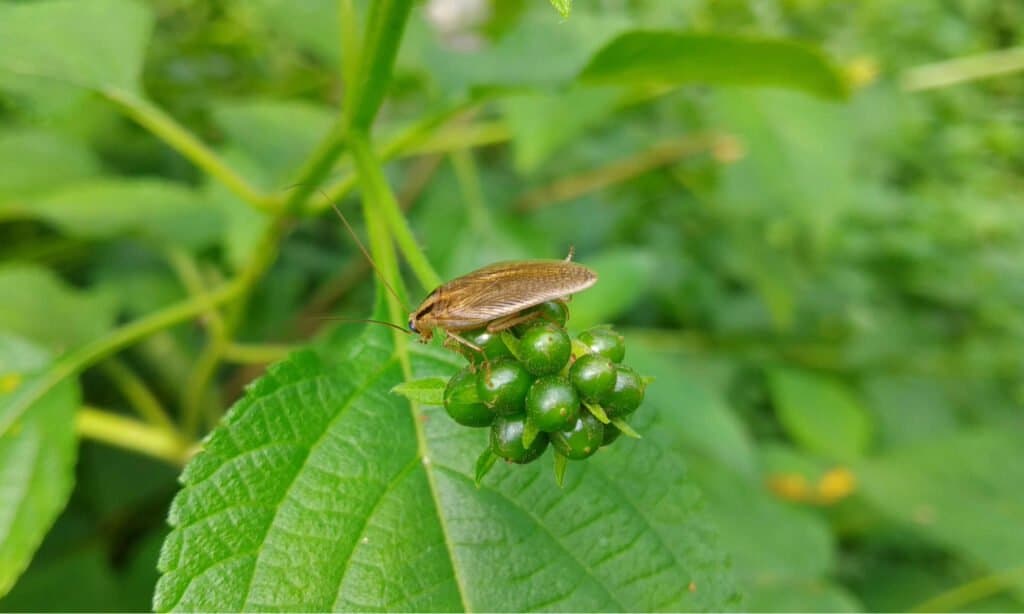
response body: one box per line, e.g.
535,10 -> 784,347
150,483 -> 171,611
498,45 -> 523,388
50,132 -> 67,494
391,376 -> 447,405
770,368 -> 872,462
473,447 -> 497,486
0,334 -> 78,597
154,329 -> 737,611
579,31 -> 849,99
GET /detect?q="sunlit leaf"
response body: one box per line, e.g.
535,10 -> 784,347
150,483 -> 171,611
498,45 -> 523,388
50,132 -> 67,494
0,334 -> 78,598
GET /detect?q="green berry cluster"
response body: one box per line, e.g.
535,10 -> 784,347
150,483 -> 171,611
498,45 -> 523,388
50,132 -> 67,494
440,301 -> 649,483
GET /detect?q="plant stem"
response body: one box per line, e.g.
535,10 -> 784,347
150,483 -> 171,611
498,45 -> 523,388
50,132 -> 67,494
101,88 -> 275,212
0,279 -> 244,438
165,246 -> 227,336
450,148 -> 490,234
181,218 -> 289,436
307,99 -> 499,214
343,0 -> 415,132
911,564 -> 1024,612
903,46 -> 1024,91
76,406 -> 192,467
98,358 -> 177,431
349,134 -> 442,292
339,0 -> 362,86
221,342 -> 297,364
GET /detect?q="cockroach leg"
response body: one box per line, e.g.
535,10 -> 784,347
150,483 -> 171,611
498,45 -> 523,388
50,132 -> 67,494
564,246 -> 576,262
445,330 -> 486,359
485,310 -> 543,334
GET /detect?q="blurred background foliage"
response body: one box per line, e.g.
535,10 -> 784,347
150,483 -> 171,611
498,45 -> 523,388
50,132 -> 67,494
1,0 -> 1023,611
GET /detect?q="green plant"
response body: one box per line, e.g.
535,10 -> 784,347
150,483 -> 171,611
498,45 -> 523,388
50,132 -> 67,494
3,0 -> 1023,612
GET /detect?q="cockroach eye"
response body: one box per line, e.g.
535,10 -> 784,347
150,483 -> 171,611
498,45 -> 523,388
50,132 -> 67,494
408,319 -> 418,333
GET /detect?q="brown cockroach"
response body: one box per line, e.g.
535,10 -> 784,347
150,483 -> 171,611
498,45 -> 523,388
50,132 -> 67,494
330,202 -> 597,356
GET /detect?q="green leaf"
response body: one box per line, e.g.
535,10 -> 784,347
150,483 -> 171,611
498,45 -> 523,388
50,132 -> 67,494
610,418 -> 641,439
240,0 -> 341,66
0,129 -> 100,202
856,426 -> 1024,598
549,0 -> 571,19
628,344 -> 757,477
579,31 -> 849,100
154,329 -> 737,611
712,89 -> 853,244
769,368 -> 872,462
552,451 -> 568,487
0,0 -> 153,95
212,100 -> 336,186
473,447 -> 497,486
20,179 -> 221,249
583,401 -> 610,424
568,248 -> 657,331
0,265 -> 117,353
500,86 -> 620,173
391,376 -> 447,405
687,456 -> 836,589
0,334 -> 79,597
417,13 -> 631,92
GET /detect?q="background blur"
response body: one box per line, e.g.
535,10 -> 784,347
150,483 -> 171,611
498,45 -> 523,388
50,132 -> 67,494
2,0 -> 1023,611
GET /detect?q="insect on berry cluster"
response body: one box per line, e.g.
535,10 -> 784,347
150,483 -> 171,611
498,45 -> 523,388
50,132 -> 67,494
440,301 -> 650,485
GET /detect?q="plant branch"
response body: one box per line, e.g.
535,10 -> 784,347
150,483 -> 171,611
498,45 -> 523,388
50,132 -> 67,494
349,134 -> 442,292
76,406 -> 193,467
98,358 -> 176,432
0,279 -> 244,438
221,342 -> 297,364
101,88 -> 275,212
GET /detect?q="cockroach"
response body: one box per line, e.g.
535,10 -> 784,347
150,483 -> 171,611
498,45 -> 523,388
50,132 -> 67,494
329,201 -> 597,356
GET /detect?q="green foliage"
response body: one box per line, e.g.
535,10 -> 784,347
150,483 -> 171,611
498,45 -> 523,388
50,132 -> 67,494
155,331 -> 736,610
0,335 -> 78,596
2,0 -> 1024,610
580,31 -> 850,99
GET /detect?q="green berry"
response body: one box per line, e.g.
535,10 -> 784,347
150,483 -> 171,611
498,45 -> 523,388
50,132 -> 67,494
450,327 -> 513,364
578,327 -> 626,363
526,376 -> 580,432
513,301 -> 568,335
490,414 -> 549,463
476,358 -> 532,415
551,413 -> 604,460
518,322 -> 571,376
602,366 -> 645,418
569,353 -> 616,403
443,367 -> 494,427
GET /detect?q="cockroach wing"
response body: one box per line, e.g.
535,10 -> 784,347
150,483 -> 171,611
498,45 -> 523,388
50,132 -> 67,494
438,260 -> 597,321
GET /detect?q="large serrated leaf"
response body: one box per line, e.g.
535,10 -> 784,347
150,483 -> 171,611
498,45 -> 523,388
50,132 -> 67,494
0,0 -> 153,95
579,31 -> 848,100
0,334 -> 79,597
155,328 -> 737,611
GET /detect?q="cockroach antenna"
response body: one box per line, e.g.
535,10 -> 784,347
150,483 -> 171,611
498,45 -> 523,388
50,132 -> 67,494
319,189 -> 411,313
